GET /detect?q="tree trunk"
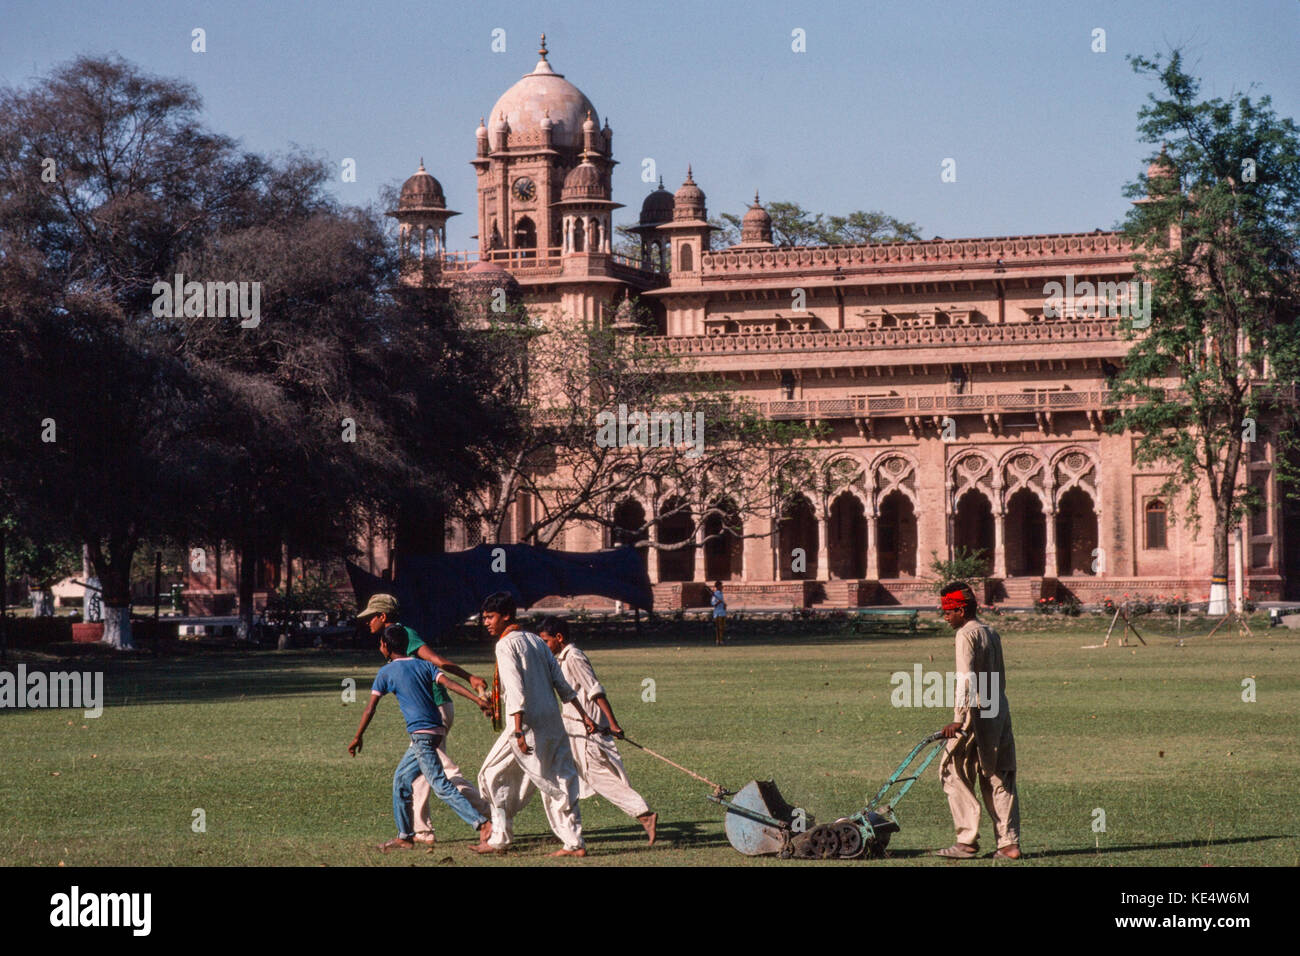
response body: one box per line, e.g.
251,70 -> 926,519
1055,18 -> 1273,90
89,537 -> 136,649
236,539 -> 257,641
31,588 -> 54,616
102,605 -> 132,648
1208,501 -> 1231,616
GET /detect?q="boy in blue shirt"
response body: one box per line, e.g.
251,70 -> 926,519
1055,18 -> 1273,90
349,625 -> 494,851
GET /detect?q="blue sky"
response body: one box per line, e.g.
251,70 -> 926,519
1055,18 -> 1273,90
4,0 -> 1297,251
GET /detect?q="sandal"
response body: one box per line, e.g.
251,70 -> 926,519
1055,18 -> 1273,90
935,843 -> 979,859
992,846 -> 1021,859
378,837 -> 414,852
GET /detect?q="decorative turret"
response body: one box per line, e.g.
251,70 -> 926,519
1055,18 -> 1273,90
628,176 -> 675,273
387,159 -> 460,282
554,159 -> 621,255
451,259 -> 524,328
736,190 -> 774,248
656,166 -> 715,276
672,165 -> 707,221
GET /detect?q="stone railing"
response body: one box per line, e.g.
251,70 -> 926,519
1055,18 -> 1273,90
751,390 -> 1116,421
439,248 -> 656,278
701,231 -> 1135,276
646,319 -> 1122,355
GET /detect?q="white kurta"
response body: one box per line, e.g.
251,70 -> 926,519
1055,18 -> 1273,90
477,628 -> 585,850
557,644 -> 650,818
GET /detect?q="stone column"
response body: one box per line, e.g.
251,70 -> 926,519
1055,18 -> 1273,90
817,511 -> 830,580
1045,508 -> 1058,577
865,511 -> 879,580
993,507 -> 1007,578
646,538 -> 659,584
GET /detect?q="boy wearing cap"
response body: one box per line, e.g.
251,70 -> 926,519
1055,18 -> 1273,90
537,616 -> 657,845
934,582 -> 1021,860
348,625 -> 493,851
356,593 -> 491,843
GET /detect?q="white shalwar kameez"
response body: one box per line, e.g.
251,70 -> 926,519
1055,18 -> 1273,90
556,644 -> 650,818
477,628 -> 585,850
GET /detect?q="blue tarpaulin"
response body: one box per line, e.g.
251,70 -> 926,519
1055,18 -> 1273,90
345,544 -> 653,643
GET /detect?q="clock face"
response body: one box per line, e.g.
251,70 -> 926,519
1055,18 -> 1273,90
512,177 -> 536,202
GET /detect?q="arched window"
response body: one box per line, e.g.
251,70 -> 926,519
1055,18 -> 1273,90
513,216 -> 536,255
1145,500 -> 1167,550
678,243 -> 693,272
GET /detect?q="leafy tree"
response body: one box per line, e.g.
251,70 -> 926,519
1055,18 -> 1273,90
1108,50 -> 1300,613
0,55 -> 276,647
461,298 -> 823,558
712,201 -> 922,248
1,518 -> 80,615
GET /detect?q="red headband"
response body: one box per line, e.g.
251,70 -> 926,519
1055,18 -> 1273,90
941,591 -> 970,611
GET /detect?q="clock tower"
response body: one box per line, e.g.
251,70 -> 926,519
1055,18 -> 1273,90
471,35 -> 613,260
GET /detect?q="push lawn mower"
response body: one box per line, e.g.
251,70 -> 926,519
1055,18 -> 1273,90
707,730 -> 955,859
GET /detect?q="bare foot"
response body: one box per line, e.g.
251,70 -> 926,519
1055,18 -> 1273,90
469,841 -> 506,854
992,844 -> 1021,859
378,837 -> 414,853
549,847 -> 587,857
638,811 -> 658,846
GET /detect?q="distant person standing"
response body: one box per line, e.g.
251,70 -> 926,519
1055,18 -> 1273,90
710,581 -> 727,645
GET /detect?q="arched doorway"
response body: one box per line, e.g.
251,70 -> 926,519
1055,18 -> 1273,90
612,499 -> 647,571
513,216 -> 536,257
953,491 -> 994,570
878,491 -> 917,577
703,498 -> 743,582
1056,488 -> 1098,575
1005,489 -> 1046,577
828,492 -> 866,579
779,495 -> 818,580
657,496 -> 695,582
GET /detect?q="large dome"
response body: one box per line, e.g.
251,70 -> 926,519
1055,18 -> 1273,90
488,36 -> 597,150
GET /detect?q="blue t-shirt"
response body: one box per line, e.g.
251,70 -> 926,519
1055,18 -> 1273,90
371,657 -> 445,735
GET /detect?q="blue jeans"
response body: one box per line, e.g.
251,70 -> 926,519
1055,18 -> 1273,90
393,733 -> 488,838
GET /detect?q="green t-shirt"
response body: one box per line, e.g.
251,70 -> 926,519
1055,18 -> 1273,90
401,624 -> 449,706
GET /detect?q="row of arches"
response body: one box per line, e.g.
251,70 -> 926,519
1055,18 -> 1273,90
953,486 -> 1098,577
604,449 -> 1101,583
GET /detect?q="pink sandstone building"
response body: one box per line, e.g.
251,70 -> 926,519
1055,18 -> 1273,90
187,39 -> 1294,613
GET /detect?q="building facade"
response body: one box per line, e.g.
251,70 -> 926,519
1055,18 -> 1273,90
186,38 -> 1292,612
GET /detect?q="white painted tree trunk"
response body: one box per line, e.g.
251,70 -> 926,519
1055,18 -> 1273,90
1208,582 -> 1228,616
102,606 -> 134,649
31,589 -> 54,616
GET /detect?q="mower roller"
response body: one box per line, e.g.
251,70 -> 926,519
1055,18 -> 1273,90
707,730 -> 955,859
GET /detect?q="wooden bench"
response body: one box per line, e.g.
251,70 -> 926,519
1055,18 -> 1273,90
846,608 -> 920,634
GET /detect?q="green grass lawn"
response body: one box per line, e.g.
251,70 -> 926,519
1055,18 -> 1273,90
1,614 -> 1296,866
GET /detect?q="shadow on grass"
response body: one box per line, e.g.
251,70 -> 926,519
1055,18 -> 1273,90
1,649 -> 492,708
884,833 -> 1293,860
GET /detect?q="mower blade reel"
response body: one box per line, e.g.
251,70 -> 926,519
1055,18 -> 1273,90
722,780 -> 798,856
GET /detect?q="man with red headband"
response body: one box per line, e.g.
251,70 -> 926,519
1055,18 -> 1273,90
935,582 -> 1021,860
